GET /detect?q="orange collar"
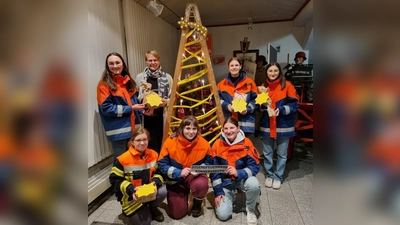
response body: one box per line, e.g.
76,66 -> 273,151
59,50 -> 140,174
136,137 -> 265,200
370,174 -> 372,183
177,134 -> 199,148
128,146 -> 147,158
113,74 -> 130,85
266,78 -> 281,91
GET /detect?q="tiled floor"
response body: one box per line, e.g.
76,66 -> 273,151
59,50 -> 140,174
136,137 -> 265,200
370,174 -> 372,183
89,138 -> 313,225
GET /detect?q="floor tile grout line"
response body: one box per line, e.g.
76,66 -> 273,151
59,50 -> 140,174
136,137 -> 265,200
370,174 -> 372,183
263,177 -> 275,225
288,166 -> 309,225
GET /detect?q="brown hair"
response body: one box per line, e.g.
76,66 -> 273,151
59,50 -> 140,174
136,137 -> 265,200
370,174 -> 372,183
266,62 -> 286,90
176,115 -> 200,136
228,57 -> 242,66
129,127 -> 150,143
223,117 -> 239,128
101,52 -> 136,91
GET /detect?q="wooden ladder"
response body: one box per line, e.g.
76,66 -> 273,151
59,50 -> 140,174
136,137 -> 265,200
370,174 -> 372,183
162,3 -> 224,143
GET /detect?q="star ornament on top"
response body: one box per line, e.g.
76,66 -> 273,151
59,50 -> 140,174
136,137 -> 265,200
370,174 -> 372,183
255,92 -> 270,105
145,93 -> 163,107
231,98 -> 247,112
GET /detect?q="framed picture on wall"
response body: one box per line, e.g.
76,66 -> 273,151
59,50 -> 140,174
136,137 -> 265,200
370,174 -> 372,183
233,49 -> 259,63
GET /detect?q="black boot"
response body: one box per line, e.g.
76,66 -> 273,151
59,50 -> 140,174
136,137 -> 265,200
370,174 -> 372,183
150,207 -> 164,222
191,198 -> 203,217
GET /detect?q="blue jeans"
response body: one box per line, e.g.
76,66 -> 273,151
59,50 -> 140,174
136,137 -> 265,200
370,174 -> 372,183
215,176 -> 260,221
111,138 -> 129,161
261,137 -> 289,182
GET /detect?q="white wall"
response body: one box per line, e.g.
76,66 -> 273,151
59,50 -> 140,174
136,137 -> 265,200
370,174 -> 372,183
208,21 -> 311,83
88,0 -> 125,167
123,0 -> 179,78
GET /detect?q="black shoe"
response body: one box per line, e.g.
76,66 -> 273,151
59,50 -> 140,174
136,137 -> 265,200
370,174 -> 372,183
191,199 -> 203,217
150,207 -> 164,222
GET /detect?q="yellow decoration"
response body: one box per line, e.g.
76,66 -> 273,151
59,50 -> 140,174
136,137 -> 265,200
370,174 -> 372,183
136,183 -> 155,197
145,93 -> 163,107
135,183 -> 156,203
255,92 -> 270,105
231,98 -> 247,112
177,18 -> 208,37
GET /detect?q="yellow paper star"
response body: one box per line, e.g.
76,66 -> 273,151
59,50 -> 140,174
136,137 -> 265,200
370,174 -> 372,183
145,93 -> 162,107
231,98 -> 247,112
255,92 -> 270,105
135,183 -> 155,198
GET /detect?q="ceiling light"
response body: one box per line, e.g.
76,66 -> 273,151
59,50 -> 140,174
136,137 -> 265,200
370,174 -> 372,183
248,18 -> 253,30
146,0 -> 164,17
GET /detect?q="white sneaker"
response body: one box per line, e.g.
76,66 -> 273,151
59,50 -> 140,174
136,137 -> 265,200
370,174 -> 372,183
246,207 -> 257,225
265,178 -> 273,188
272,180 -> 281,189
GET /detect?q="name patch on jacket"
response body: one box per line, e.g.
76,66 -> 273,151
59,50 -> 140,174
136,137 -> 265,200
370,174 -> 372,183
190,165 -> 228,173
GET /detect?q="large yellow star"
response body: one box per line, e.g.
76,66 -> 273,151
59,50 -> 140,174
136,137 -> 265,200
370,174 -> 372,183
145,93 -> 163,107
255,92 -> 270,105
231,98 -> 247,112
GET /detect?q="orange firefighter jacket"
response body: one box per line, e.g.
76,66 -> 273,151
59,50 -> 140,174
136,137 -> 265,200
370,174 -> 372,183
158,133 -> 212,186
109,146 -> 163,216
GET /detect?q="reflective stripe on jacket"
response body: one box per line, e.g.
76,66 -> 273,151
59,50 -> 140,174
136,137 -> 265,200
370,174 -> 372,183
97,75 -> 142,142
217,71 -> 259,133
210,136 -> 260,197
259,79 -> 299,138
109,146 -> 163,216
158,133 -> 212,186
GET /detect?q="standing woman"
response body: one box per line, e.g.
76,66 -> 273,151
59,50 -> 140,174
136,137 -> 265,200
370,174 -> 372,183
211,117 -> 260,225
217,57 -> 259,137
97,52 -> 145,159
158,115 -> 212,219
136,50 -> 173,153
260,62 -> 299,189
109,128 -> 167,224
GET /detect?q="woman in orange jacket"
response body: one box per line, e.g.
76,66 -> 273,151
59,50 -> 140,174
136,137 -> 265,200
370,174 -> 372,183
109,127 -> 167,224
210,117 -> 261,224
158,115 -> 212,219
260,62 -> 299,189
97,52 -> 145,160
217,57 -> 259,137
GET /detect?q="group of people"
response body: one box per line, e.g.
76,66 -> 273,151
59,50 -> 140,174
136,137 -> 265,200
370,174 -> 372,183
96,50 -> 172,160
109,116 -> 260,225
217,56 -> 299,189
96,50 -> 299,224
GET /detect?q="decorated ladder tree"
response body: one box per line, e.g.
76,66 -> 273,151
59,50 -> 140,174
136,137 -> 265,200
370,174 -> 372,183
162,3 -> 225,144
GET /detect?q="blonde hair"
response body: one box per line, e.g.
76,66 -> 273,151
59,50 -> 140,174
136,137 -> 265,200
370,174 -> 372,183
145,50 -> 160,61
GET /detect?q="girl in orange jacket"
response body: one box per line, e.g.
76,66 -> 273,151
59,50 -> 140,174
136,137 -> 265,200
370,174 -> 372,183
158,115 -> 212,219
217,57 -> 259,136
210,117 -> 260,224
109,127 -> 167,224
97,52 -> 145,160
260,62 -> 299,190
